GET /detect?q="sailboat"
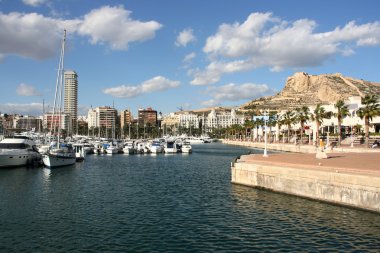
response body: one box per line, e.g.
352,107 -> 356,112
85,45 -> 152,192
42,30 -> 76,168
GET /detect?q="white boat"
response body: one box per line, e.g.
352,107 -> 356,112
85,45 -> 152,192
73,143 -> 85,161
123,141 -> 136,154
105,143 -> 118,154
181,141 -> 192,153
0,136 -> 41,168
43,143 -> 76,167
149,140 -> 163,154
42,30 -> 76,168
186,136 -> 205,144
164,140 -> 178,153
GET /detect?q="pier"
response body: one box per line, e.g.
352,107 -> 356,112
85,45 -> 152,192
231,152 -> 380,213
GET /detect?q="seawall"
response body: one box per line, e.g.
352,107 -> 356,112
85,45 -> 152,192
231,153 -> 380,213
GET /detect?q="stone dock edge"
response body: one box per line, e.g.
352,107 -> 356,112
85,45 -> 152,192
226,140 -> 380,213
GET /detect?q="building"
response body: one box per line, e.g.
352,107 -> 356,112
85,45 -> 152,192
204,108 -> 245,130
87,106 -> 118,137
43,112 -> 71,132
178,112 -> 199,129
120,109 -> 133,130
138,107 -> 157,126
64,70 -> 78,134
13,115 -> 42,131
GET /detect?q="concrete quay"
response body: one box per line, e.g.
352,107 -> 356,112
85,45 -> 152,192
223,139 -> 380,153
231,152 -> 380,213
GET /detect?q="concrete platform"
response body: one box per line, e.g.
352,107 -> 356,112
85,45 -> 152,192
232,152 -> 380,213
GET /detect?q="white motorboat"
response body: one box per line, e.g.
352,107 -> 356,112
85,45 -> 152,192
181,141 -> 192,153
43,143 -> 76,167
164,140 -> 178,153
0,136 -> 41,168
73,143 -> 85,161
105,143 -> 118,154
149,140 -> 163,154
123,141 -> 136,154
185,137 -> 205,144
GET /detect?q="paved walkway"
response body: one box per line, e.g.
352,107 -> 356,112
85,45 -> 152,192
239,152 -> 380,176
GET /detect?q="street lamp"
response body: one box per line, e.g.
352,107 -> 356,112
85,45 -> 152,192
263,111 -> 268,157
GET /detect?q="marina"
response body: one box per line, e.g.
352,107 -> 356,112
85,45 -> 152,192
1,143 -> 380,251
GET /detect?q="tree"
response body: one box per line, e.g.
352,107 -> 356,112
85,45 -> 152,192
244,119 -> 254,141
334,100 -> 349,146
311,104 -> 330,146
356,94 -> 380,147
280,110 -> 295,143
295,106 -> 310,144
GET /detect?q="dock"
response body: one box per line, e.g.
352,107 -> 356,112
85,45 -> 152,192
231,152 -> 380,213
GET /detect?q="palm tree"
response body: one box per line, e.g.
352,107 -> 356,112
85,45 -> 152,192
244,119 -> 254,141
334,99 -> 349,146
356,95 -> 380,147
295,106 -> 310,144
280,110 -> 295,143
311,104 -> 330,146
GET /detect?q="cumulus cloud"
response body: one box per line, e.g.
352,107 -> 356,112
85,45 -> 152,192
191,12 -> 380,85
201,82 -> 276,107
175,28 -> 196,47
77,5 -> 162,50
22,0 -> 48,7
0,5 -> 162,60
0,103 -> 44,116
103,76 -> 180,98
16,83 -> 42,96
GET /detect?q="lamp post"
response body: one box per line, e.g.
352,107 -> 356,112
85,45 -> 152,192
263,111 -> 268,157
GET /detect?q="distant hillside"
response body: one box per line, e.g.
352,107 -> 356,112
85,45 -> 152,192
241,72 -> 380,110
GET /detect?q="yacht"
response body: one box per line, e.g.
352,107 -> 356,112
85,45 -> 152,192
0,136 -> 41,168
73,143 -> 85,161
43,142 -> 76,167
123,141 -> 136,154
181,141 -> 192,153
105,143 -> 118,154
164,140 -> 178,153
186,136 -> 205,144
149,140 -> 163,154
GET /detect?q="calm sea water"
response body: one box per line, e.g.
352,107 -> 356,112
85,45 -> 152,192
1,143 -> 380,252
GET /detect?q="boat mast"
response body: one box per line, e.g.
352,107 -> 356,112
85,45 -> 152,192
52,29 -> 66,147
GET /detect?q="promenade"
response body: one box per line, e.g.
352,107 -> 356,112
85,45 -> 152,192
228,139 -> 380,213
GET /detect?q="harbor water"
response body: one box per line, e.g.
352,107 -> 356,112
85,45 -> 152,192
1,143 -> 379,252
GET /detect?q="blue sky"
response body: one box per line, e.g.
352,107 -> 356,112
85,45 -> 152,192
1,0 -> 380,117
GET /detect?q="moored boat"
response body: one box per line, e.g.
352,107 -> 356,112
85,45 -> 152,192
0,136 -> 41,168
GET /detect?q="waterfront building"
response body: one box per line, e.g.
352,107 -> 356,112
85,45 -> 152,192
13,115 -> 42,131
179,112 -> 199,129
43,112 -> 70,132
120,109 -> 133,130
138,107 -> 157,127
87,106 -> 117,128
161,113 -> 180,133
64,70 -> 78,135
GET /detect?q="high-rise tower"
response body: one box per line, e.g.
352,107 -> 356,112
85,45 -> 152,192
64,70 -> 78,134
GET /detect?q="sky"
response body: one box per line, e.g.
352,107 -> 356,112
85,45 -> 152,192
1,0 -> 380,117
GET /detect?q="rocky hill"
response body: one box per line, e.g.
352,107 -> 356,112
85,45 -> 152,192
242,72 -> 380,110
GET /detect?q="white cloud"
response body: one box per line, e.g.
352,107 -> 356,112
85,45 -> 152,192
0,103 -> 44,116
183,52 -> 196,63
202,82 -> 276,106
16,83 -> 42,96
0,6 -> 162,60
192,12 -> 380,85
103,76 -> 180,98
22,0 -> 48,7
77,5 -> 162,50
175,28 -> 196,47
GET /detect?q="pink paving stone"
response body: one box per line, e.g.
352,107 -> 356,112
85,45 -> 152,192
239,152 -> 380,176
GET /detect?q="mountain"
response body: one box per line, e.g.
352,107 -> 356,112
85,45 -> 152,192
242,72 -> 380,110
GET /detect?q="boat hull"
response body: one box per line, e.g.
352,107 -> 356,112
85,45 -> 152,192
0,152 -> 40,168
43,154 -> 76,167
